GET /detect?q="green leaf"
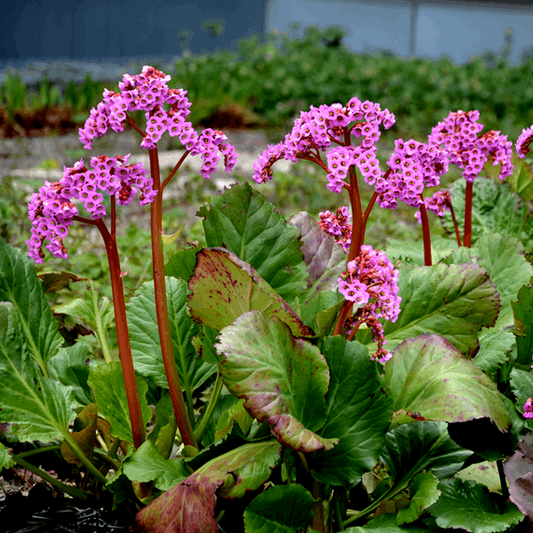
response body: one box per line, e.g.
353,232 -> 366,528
456,461 -> 502,492
198,182 -> 308,304
428,479 -> 524,533
244,484 -> 315,533
48,344 -> 94,406
503,153 -> 533,202
371,263 -> 500,356
161,222 -> 185,245
147,392 -> 177,459
127,277 -> 216,396
87,361 -> 152,445
214,399 -> 253,441
0,443 -> 14,470
345,512 -> 427,532
309,337 -> 392,488
385,334 -> 511,431
287,212 -> 345,328
54,285 -> 114,333
473,329 -> 515,376
510,369 -> 533,419
216,311 -> 336,452
381,421 -> 472,493
385,236 -> 457,267
123,440 -> 189,491
512,280 -> 533,366
470,234 -> 533,329
165,246 -> 200,283
442,177 -> 529,245
137,440 -> 282,533
188,248 -> 314,337
0,238 -> 62,373
396,472 -> 440,525
0,303 -> 76,442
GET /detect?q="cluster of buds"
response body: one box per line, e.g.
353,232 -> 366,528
253,97 -> 395,189
318,207 -> 352,253
337,245 -> 401,362
428,110 -> 514,182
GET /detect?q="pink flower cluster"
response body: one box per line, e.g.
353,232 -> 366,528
524,398 -> 533,419
27,155 -> 153,262
79,66 -> 237,179
516,125 -> 533,159
318,206 -> 352,253
337,245 -> 400,321
428,110 -> 514,182
253,97 -> 395,189
337,245 -> 400,363
377,139 -> 449,209
414,190 -> 452,224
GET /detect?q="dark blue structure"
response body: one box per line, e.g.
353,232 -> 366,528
0,1 -> 267,62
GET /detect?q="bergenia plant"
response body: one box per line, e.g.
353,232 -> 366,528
2,64 -> 533,533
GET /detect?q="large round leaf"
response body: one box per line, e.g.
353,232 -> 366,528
216,311 -> 335,452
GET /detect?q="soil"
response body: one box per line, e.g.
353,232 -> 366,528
0,472 -> 139,533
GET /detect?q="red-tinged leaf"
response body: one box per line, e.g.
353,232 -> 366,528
188,248 -> 314,338
136,440 -> 281,533
216,311 -> 336,452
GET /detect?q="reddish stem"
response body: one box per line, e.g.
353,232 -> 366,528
77,216 -> 146,449
347,165 -> 364,262
418,200 -> 433,266
161,150 -> 190,191
448,200 -> 462,247
148,148 -> 197,448
464,180 -> 473,248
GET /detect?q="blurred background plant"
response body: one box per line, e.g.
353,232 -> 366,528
1,27 -> 532,139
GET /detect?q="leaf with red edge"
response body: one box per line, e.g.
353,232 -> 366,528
188,247 -> 313,338
136,440 -> 282,533
216,311 -> 337,452
504,433 -> 533,519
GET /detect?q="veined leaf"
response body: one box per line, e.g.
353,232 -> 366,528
216,311 -> 335,452
198,182 -> 308,305
396,472 -> 440,525
244,484 -> 315,533
442,177 -> 529,245
48,344 -> 94,406
310,337 -> 392,487
87,361 -> 152,445
188,248 -> 314,338
0,238 -> 62,373
512,281 -> 533,366
0,303 -> 76,442
123,440 -> 189,491
368,262 -> 500,355
381,421 -> 472,493
136,440 -> 282,533
127,277 -> 216,396
386,335 -> 511,431
288,212 -> 345,328
428,479 -> 524,533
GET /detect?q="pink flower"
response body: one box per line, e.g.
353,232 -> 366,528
428,110 -> 514,182
524,398 -> 533,419
516,125 -> 533,159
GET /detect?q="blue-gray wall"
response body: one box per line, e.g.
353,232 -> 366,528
266,0 -> 533,64
3,0 -> 533,68
0,0 -> 267,62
